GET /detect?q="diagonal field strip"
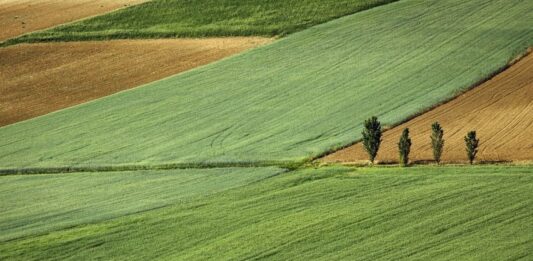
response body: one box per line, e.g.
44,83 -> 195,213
1,0 -> 398,44
0,167 -> 283,242
0,38 -> 272,127
0,0 -> 531,169
0,0 -> 147,41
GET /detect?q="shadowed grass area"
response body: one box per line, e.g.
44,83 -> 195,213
1,0 -> 397,45
1,165 -> 532,260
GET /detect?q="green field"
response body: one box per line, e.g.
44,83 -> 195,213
1,165 -> 532,260
1,0 -> 531,169
0,167 -> 283,242
2,0 -> 396,45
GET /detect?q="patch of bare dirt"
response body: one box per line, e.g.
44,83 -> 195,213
0,0 -> 146,41
323,53 -> 533,164
0,38 -> 272,126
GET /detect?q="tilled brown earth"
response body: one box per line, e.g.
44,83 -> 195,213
323,53 -> 533,164
0,0 -> 146,41
0,38 -> 272,126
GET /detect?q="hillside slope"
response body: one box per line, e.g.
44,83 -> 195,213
1,166 -> 532,260
0,0 -> 531,168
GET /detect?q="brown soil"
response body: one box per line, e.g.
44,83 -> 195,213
0,38 -> 272,126
0,0 -> 146,41
323,53 -> 533,164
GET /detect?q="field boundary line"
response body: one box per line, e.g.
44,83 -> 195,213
0,160 -> 304,176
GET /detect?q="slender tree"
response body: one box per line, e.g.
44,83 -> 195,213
398,128 -> 412,167
362,116 -> 382,164
464,131 -> 479,164
430,122 -> 444,164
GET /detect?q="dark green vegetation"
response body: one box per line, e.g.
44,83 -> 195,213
1,166 -> 532,260
1,0 -> 531,169
2,0 -> 396,45
362,116 -> 382,163
465,131 -> 480,164
398,128 -> 411,166
431,122 -> 445,163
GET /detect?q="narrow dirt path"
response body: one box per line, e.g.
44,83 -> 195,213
0,38 -> 272,126
0,0 -> 146,41
323,53 -> 533,164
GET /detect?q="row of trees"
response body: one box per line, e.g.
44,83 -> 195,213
362,117 -> 479,166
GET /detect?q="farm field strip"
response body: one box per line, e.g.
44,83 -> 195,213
1,166 -> 532,260
0,0 -> 146,42
323,52 -> 533,164
0,0 -> 531,169
0,38 -> 272,126
2,0 -> 398,44
0,167 -> 283,242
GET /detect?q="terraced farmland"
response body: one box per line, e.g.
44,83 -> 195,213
0,0 -> 530,169
3,0 -> 397,44
323,52 -> 533,164
0,0 -> 145,41
1,166 -> 532,260
0,38 -> 271,126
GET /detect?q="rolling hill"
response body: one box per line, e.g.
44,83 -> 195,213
0,0 -> 531,169
1,166 -> 532,260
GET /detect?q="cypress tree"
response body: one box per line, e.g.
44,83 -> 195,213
430,122 -> 444,164
398,128 -> 411,166
464,131 -> 479,164
362,116 -> 382,164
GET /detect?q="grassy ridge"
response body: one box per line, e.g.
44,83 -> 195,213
0,0 -> 532,168
0,167 -> 282,242
2,0 -> 396,45
1,166 -> 532,259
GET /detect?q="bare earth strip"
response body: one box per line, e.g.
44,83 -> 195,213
0,0 -> 146,41
0,38 -> 272,126
323,53 -> 533,164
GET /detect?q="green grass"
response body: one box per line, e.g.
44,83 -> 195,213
0,0 -> 532,169
1,165 -> 532,260
1,0 -> 397,45
0,167 -> 283,242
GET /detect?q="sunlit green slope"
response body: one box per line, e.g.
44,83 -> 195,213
1,166 -> 532,260
2,0 -> 396,44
